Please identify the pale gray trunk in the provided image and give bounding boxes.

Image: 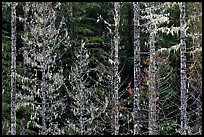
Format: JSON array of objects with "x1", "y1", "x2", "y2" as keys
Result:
[
  {"x1": 22, "y1": 2, "x2": 30, "y2": 75},
  {"x1": 41, "y1": 4, "x2": 47, "y2": 133},
  {"x1": 10, "y1": 2, "x2": 17, "y2": 135},
  {"x1": 20, "y1": 119, "x2": 25, "y2": 135},
  {"x1": 79, "y1": 80, "x2": 84, "y2": 135},
  {"x1": 69, "y1": 3, "x2": 74, "y2": 40},
  {"x1": 148, "y1": 2, "x2": 158, "y2": 135},
  {"x1": 110, "y1": 8, "x2": 114, "y2": 135},
  {"x1": 110, "y1": 34, "x2": 115, "y2": 135},
  {"x1": 111, "y1": 2, "x2": 120, "y2": 135},
  {"x1": 79, "y1": 44, "x2": 85, "y2": 135},
  {"x1": 179, "y1": 2, "x2": 188, "y2": 135},
  {"x1": 41, "y1": 45, "x2": 46, "y2": 135},
  {"x1": 41, "y1": 6, "x2": 46, "y2": 135},
  {"x1": 133, "y1": 2, "x2": 141, "y2": 135},
  {"x1": 20, "y1": 124, "x2": 25, "y2": 135}
]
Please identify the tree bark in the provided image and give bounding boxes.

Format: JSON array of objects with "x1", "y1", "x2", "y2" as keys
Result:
[
  {"x1": 133, "y1": 2, "x2": 141, "y2": 135},
  {"x1": 20, "y1": 118, "x2": 25, "y2": 135},
  {"x1": 41, "y1": 45, "x2": 46, "y2": 135},
  {"x1": 79, "y1": 42, "x2": 85, "y2": 135},
  {"x1": 111, "y1": 2, "x2": 120, "y2": 135},
  {"x1": 22, "y1": 2, "x2": 30, "y2": 77},
  {"x1": 179, "y1": 2, "x2": 188, "y2": 135},
  {"x1": 10, "y1": 2, "x2": 17, "y2": 135},
  {"x1": 41, "y1": 3, "x2": 47, "y2": 134},
  {"x1": 148, "y1": 2, "x2": 158, "y2": 135}
]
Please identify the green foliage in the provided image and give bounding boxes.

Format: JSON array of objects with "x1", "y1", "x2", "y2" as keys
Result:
[
  {"x1": 2, "y1": 29, "x2": 12, "y2": 135},
  {"x1": 2, "y1": 30, "x2": 11, "y2": 98},
  {"x1": 2, "y1": 2, "x2": 202, "y2": 135},
  {"x1": 160, "y1": 119, "x2": 177, "y2": 135}
]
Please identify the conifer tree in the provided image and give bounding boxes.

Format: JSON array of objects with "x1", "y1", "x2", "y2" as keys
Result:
[{"x1": 19, "y1": 2, "x2": 67, "y2": 135}]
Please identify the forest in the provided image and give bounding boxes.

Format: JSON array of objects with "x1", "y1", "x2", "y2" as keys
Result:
[{"x1": 2, "y1": 2, "x2": 202, "y2": 135}]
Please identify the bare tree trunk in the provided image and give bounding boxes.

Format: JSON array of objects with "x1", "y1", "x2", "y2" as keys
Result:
[
  {"x1": 69, "y1": 3, "x2": 74, "y2": 40},
  {"x1": 10, "y1": 2, "x2": 17, "y2": 135},
  {"x1": 148, "y1": 2, "x2": 158, "y2": 135},
  {"x1": 20, "y1": 118, "x2": 25, "y2": 135},
  {"x1": 79, "y1": 42, "x2": 85, "y2": 135},
  {"x1": 22, "y1": 2, "x2": 30, "y2": 78},
  {"x1": 110, "y1": 33, "x2": 115, "y2": 135},
  {"x1": 40, "y1": 3, "x2": 47, "y2": 134},
  {"x1": 111, "y1": 2, "x2": 120, "y2": 135},
  {"x1": 179, "y1": 2, "x2": 188, "y2": 135},
  {"x1": 133, "y1": 2, "x2": 141, "y2": 135},
  {"x1": 79, "y1": 78, "x2": 85, "y2": 135},
  {"x1": 41, "y1": 45, "x2": 46, "y2": 135}
]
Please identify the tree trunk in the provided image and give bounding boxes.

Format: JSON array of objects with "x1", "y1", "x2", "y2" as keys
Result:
[
  {"x1": 70, "y1": 3, "x2": 74, "y2": 40},
  {"x1": 40, "y1": 3, "x2": 47, "y2": 134},
  {"x1": 179, "y1": 2, "x2": 188, "y2": 135},
  {"x1": 79, "y1": 42, "x2": 85, "y2": 135},
  {"x1": 41, "y1": 45, "x2": 46, "y2": 135},
  {"x1": 10, "y1": 2, "x2": 17, "y2": 135},
  {"x1": 148, "y1": 2, "x2": 158, "y2": 135},
  {"x1": 111, "y1": 2, "x2": 120, "y2": 135},
  {"x1": 20, "y1": 118, "x2": 25, "y2": 135},
  {"x1": 110, "y1": 30, "x2": 115, "y2": 135},
  {"x1": 133, "y1": 2, "x2": 141, "y2": 135},
  {"x1": 22, "y1": 2, "x2": 30, "y2": 77}
]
